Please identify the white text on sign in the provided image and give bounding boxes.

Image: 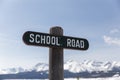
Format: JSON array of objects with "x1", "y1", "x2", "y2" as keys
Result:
[
  {"x1": 67, "y1": 38, "x2": 84, "y2": 48},
  {"x1": 23, "y1": 31, "x2": 89, "y2": 50},
  {"x1": 29, "y1": 33, "x2": 60, "y2": 46},
  {"x1": 29, "y1": 33, "x2": 85, "y2": 49}
]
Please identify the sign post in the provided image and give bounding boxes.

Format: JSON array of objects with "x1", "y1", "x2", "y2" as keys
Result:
[
  {"x1": 49, "y1": 27, "x2": 63, "y2": 80},
  {"x1": 22, "y1": 26, "x2": 89, "y2": 80}
]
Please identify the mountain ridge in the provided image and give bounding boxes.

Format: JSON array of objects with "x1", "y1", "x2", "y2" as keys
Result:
[
  {"x1": 1, "y1": 60, "x2": 120, "y2": 74},
  {"x1": 0, "y1": 60, "x2": 120, "y2": 79}
]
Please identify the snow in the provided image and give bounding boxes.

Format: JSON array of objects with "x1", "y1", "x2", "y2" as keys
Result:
[
  {"x1": 1, "y1": 59, "x2": 120, "y2": 79},
  {"x1": 0, "y1": 67, "x2": 25, "y2": 74},
  {"x1": 62, "y1": 77, "x2": 120, "y2": 80},
  {"x1": 3, "y1": 77, "x2": 120, "y2": 80},
  {"x1": 64, "y1": 60, "x2": 82, "y2": 73},
  {"x1": 33, "y1": 63, "x2": 48, "y2": 72},
  {"x1": 64, "y1": 60, "x2": 120, "y2": 73}
]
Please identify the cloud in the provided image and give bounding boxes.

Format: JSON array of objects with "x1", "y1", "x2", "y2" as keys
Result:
[
  {"x1": 103, "y1": 28, "x2": 120, "y2": 46},
  {"x1": 103, "y1": 35, "x2": 120, "y2": 46},
  {"x1": 110, "y1": 29, "x2": 119, "y2": 34}
]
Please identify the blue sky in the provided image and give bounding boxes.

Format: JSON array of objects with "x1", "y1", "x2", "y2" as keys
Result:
[{"x1": 0, "y1": 0, "x2": 120, "y2": 69}]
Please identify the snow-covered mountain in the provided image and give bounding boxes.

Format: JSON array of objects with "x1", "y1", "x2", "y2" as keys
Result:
[
  {"x1": 0, "y1": 67, "x2": 25, "y2": 74},
  {"x1": 1, "y1": 60, "x2": 120, "y2": 76},
  {"x1": 64, "y1": 60, "x2": 84, "y2": 73},
  {"x1": 33, "y1": 63, "x2": 48, "y2": 72},
  {"x1": 64, "y1": 60, "x2": 120, "y2": 73}
]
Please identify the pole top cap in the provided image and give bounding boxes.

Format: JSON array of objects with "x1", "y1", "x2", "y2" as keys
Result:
[{"x1": 50, "y1": 26, "x2": 63, "y2": 35}]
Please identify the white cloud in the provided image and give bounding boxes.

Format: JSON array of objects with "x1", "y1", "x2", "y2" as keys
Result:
[
  {"x1": 110, "y1": 29, "x2": 119, "y2": 34},
  {"x1": 103, "y1": 35, "x2": 120, "y2": 46}
]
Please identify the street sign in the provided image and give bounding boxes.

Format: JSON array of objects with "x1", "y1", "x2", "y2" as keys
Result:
[
  {"x1": 23, "y1": 27, "x2": 89, "y2": 80},
  {"x1": 23, "y1": 31, "x2": 89, "y2": 50}
]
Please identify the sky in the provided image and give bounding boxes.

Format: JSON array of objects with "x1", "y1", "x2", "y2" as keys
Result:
[{"x1": 0, "y1": 0, "x2": 120, "y2": 69}]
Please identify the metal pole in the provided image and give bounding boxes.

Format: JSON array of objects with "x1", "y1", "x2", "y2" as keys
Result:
[{"x1": 49, "y1": 26, "x2": 64, "y2": 80}]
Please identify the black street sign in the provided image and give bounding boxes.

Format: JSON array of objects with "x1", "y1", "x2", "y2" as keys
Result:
[{"x1": 23, "y1": 31, "x2": 89, "y2": 50}]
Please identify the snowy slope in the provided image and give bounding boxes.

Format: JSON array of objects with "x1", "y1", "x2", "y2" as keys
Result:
[
  {"x1": 64, "y1": 60, "x2": 83, "y2": 73},
  {"x1": 64, "y1": 60, "x2": 120, "y2": 73},
  {"x1": 1, "y1": 60, "x2": 120, "y2": 75},
  {"x1": 33, "y1": 63, "x2": 48, "y2": 72},
  {"x1": 64, "y1": 77, "x2": 120, "y2": 80},
  {"x1": 4, "y1": 77, "x2": 120, "y2": 80}
]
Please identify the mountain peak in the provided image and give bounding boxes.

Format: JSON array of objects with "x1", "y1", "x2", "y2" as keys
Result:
[
  {"x1": 1, "y1": 60, "x2": 120, "y2": 75},
  {"x1": 34, "y1": 63, "x2": 48, "y2": 72}
]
